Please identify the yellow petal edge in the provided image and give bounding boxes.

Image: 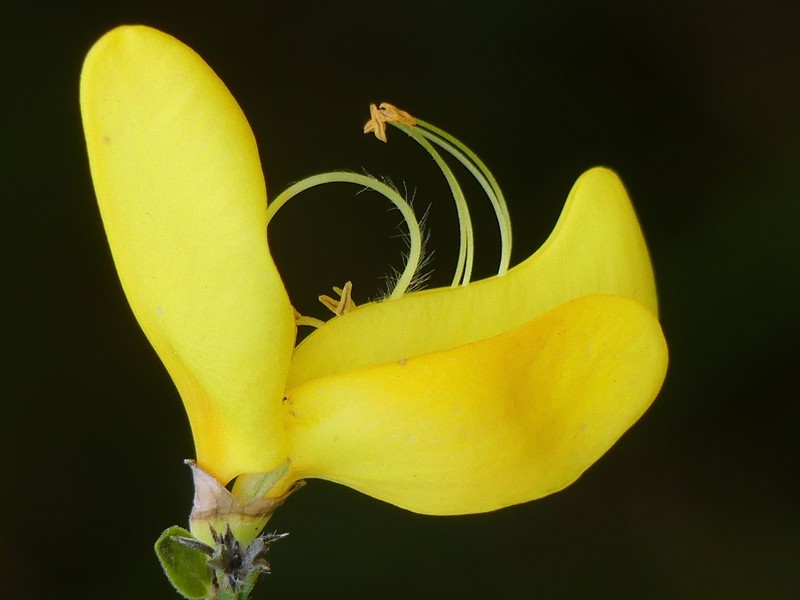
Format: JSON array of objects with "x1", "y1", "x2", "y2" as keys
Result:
[
  {"x1": 289, "y1": 167, "x2": 657, "y2": 388},
  {"x1": 80, "y1": 26, "x2": 295, "y2": 483},
  {"x1": 284, "y1": 294, "x2": 667, "y2": 514}
]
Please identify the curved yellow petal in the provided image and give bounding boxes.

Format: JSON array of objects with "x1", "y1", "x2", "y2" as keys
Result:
[
  {"x1": 283, "y1": 295, "x2": 667, "y2": 514},
  {"x1": 289, "y1": 167, "x2": 657, "y2": 388},
  {"x1": 80, "y1": 26, "x2": 295, "y2": 483}
]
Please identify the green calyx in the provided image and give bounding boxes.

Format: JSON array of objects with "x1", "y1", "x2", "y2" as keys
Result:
[{"x1": 155, "y1": 525, "x2": 288, "y2": 600}]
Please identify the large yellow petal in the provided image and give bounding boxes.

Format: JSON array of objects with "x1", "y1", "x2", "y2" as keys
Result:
[
  {"x1": 80, "y1": 26, "x2": 295, "y2": 483},
  {"x1": 283, "y1": 295, "x2": 667, "y2": 514},
  {"x1": 289, "y1": 167, "x2": 657, "y2": 388}
]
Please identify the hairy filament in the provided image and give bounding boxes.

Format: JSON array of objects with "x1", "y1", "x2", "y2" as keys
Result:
[
  {"x1": 266, "y1": 172, "x2": 422, "y2": 299},
  {"x1": 391, "y1": 123, "x2": 475, "y2": 286}
]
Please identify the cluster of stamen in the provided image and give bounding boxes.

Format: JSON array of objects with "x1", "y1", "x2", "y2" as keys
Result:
[
  {"x1": 363, "y1": 102, "x2": 417, "y2": 142},
  {"x1": 268, "y1": 102, "x2": 512, "y2": 328},
  {"x1": 319, "y1": 281, "x2": 355, "y2": 316}
]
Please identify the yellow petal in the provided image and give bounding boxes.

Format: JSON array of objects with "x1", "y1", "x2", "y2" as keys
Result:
[
  {"x1": 283, "y1": 295, "x2": 667, "y2": 514},
  {"x1": 80, "y1": 26, "x2": 295, "y2": 483},
  {"x1": 289, "y1": 167, "x2": 657, "y2": 388}
]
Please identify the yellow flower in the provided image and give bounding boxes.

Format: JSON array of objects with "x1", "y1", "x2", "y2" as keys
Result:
[{"x1": 81, "y1": 26, "x2": 667, "y2": 542}]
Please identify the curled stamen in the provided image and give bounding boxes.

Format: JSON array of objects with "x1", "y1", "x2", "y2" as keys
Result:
[
  {"x1": 402, "y1": 126, "x2": 474, "y2": 286},
  {"x1": 366, "y1": 103, "x2": 474, "y2": 286},
  {"x1": 267, "y1": 172, "x2": 422, "y2": 299},
  {"x1": 365, "y1": 102, "x2": 512, "y2": 278},
  {"x1": 413, "y1": 121, "x2": 512, "y2": 275}
]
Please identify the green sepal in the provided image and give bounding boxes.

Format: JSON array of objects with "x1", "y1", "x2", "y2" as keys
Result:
[{"x1": 155, "y1": 526, "x2": 213, "y2": 599}]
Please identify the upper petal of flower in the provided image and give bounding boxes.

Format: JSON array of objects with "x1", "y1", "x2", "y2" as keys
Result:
[
  {"x1": 80, "y1": 26, "x2": 295, "y2": 483},
  {"x1": 288, "y1": 167, "x2": 658, "y2": 388},
  {"x1": 283, "y1": 294, "x2": 667, "y2": 513}
]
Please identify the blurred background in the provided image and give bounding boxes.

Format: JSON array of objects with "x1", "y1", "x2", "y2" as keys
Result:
[{"x1": 3, "y1": 0, "x2": 798, "y2": 598}]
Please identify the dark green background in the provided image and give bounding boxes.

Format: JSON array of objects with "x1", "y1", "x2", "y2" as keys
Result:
[{"x1": 3, "y1": 1, "x2": 798, "y2": 598}]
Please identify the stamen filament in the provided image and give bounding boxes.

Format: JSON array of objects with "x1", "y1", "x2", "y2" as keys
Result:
[
  {"x1": 296, "y1": 316, "x2": 326, "y2": 329},
  {"x1": 412, "y1": 119, "x2": 512, "y2": 276},
  {"x1": 391, "y1": 123, "x2": 475, "y2": 286},
  {"x1": 266, "y1": 172, "x2": 422, "y2": 299}
]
